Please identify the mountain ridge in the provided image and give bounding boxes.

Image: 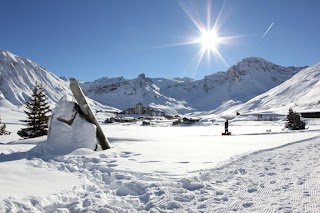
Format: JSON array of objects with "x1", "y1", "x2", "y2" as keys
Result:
[
  {"x1": 82, "y1": 57, "x2": 306, "y2": 113},
  {"x1": 0, "y1": 49, "x2": 310, "y2": 115},
  {"x1": 221, "y1": 63, "x2": 320, "y2": 115}
]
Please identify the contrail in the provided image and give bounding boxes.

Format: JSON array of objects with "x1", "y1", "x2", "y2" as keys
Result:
[{"x1": 260, "y1": 22, "x2": 274, "y2": 41}]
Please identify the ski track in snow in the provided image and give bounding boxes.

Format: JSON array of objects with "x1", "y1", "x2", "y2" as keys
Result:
[{"x1": 1, "y1": 135, "x2": 320, "y2": 212}]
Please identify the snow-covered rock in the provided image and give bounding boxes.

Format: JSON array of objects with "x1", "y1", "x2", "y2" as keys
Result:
[{"x1": 28, "y1": 97, "x2": 97, "y2": 157}]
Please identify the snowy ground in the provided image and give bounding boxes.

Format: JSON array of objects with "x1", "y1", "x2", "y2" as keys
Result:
[{"x1": 1, "y1": 110, "x2": 320, "y2": 212}]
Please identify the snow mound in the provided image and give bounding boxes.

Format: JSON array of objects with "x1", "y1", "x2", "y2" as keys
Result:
[{"x1": 28, "y1": 97, "x2": 97, "y2": 157}]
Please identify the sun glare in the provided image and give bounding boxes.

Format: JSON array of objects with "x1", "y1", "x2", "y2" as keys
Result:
[
  {"x1": 162, "y1": 1, "x2": 246, "y2": 77},
  {"x1": 199, "y1": 29, "x2": 220, "y2": 52},
  {"x1": 172, "y1": 0, "x2": 232, "y2": 76}
]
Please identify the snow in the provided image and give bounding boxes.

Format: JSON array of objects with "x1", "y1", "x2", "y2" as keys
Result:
[
  {"x1": 1, "y1": 50, "x2": 320, "y2": 211},
  {"x1": 101, "y1": 123, "x2": 320, "y2": 175},
  {"x1": 0, "y1": 159, "x2": 81, "y2": 198},
  {"x1": 1, "y1": 105, "x2": 320, "y2": 212}
]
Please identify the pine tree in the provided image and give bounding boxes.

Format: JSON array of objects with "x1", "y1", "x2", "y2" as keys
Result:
[
  {"x1": 18, "y1": 84, "x2": 51, "y2": 138},
  {"x1": 0, "y1": 115, "x2": 10, "y2": 135},
  {"x1": 286, "y1": 108, "x2": 294, "y2": 127},
  {"x1": 286, "y1": 108, "x2": 305, "y2": 130}
]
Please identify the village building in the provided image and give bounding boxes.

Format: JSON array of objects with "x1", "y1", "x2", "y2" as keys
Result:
[
  {"x1": 122, "y1": 103, "x2": 165, "y2": 117},
  {"x1": 299, "y1": 111, "x2": 320, "y2": 118}
]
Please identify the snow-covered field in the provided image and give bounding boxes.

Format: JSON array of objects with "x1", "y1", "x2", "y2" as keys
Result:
[{"x1": 1, "y1": 109, "x2": 320, "y2": 212}]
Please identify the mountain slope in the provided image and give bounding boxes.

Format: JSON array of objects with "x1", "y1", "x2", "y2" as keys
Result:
[
  {"x1": 83, "y1": 57, "x2": 305, "y2": 113},
  {"x1": 0, "y1": 50, "x2": 119, "y2": 116},
  {"x1": 222, "y1": 63, "x2": 320, "y2": 115},
  {"x1": 0, "y1": 50, "x2": 70, "y2": 107}
]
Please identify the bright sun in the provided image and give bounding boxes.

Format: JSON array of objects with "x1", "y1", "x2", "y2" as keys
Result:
[
  {"x1": 199, "y1": 29, "x2": 220, "y2": 52},
  {"x1": 164, "y1": 0, "x2": 243, "y2": 76}
]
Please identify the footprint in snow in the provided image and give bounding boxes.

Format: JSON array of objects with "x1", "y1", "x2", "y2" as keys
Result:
[
  {"x1": 120, "y1": 151, "x2": 141, "y2": 158},
  {"x1": 303, "y1": 191, "x2": 311, "y2": 197},
  {"x1": 270, "y1": 180, "x2": 276, "y2": 184},
  {"x1": 177, "y1": 161, "x2": 190, "y2": 164},
  {"x1": 243, "y1": 202, "x2": 253, "y2": 208},
  {"x1": 99, "y1": 154, "x2": 108, "y2": 158},
  {"x1": 215, "y1": 190, "x2": 224, "y2": 195},
  {"x1": 140, "y1": 160, "x2": 161, "y2": 163},
  {"x1": 247, "y1": 188, "x2": 257, "y2": 193}
]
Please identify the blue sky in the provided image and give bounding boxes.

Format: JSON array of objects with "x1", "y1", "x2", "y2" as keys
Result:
[{"x1": 1, "y1": 0, "x2": 319, "y2": 81}]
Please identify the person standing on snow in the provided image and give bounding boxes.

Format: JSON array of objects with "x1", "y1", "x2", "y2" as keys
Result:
[{"x1": 224, "y1": 119, "x2": 229, "y2": 134}]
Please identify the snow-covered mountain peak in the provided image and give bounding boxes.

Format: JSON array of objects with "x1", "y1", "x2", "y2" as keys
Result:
[
  {"x1": 0, "y1": 50, "x2": 71, "y2": 107},
  {"x1": 0, "y1": 50, "x2": 118, "y2": 115},
  {"x1": 0, "y1": 49, "x2": 15, "y2": 59},
  {"x1": 222, "y1": 63, "x2": 320, "y2": 115},
  {"x1": 137, "y1": 73, "x2": 146, "y2": 79},
  {"x1": 226, "y1": 57, "x2": 304, "y2": 81},
  {"x1": 136, "y1": 73, "x2": 153, "y2": 85},
  {"x1": 0, "y1": 50, "x2": 22, "y2": 69}
]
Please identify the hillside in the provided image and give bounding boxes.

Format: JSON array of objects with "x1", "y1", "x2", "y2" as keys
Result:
[
  {"x1": 0, "y1": 50, "x2": 70, "y2": 107},
  {"x1": 222, "y1": 63, "x2": 320, "y2": 115},
  {"x1": 0, "y1": 50, "x2": 118, "y2": 115}
]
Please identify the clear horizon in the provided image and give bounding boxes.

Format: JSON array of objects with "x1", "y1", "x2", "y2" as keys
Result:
[{"x1": 1, "y1": 0, "x2": 319, "y2": 81}]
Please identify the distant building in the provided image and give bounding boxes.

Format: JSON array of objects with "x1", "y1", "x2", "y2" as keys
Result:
[
  {"x1": 173, "y1": 117, "x2": 200, "y2": 125},
  {"x1": 300, "y1": 111, "x2": 320, "y2": 118},
  {"x1": 122, "y1": 103, "x2": 165, "y2": 117}
]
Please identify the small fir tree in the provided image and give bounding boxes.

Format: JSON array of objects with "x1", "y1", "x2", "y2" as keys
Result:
[
  {"x1": 286, "y1": 108, "x2": 305, "y2": 130},
  {"x1": 18, "y1": 84, "x2": 51, "y2": 138},
  {"x1": 0, "y1": 115, "x2": 10, "y2": 135}
]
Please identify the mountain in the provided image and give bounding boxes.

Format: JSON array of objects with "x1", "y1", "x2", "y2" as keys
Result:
[
  {"x1": 81, "y1": 74, "x2": 193, "y2": 114},
  {"x1": 221, "y1": 63, "x2": 320, "y2": 115},
  {"x1": 82, "y1": 57, "x2": 306, "y2": 113},
  {"x1": 0, "y1": 50, "x2": 70, "y2": 107},
  {"x1": 0, "y1": 50, "x2": 309, "y2": 115},
  {"x1": 0, "y1": 50, "x2": 118, "y2": 116}
]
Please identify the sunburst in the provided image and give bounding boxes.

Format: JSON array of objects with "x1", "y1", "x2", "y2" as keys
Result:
[
  {"x1": 198, "y1": 29, "x2": 220, "y2": 52},
  {"x1": 158, "y1": 1, "x2": 251, "y2": 77},
  {"x1": 177, "y1": 0, "x2": 231, "y2": 75}
]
